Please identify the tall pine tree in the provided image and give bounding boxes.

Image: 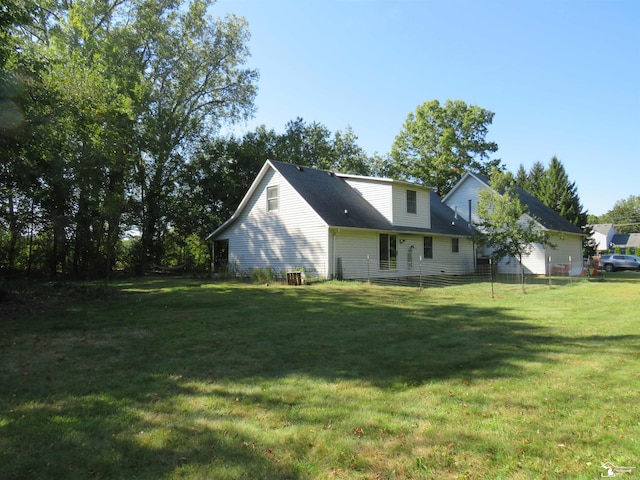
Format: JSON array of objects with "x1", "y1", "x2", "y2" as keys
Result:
[
  {"x1": 539, "y1": 157, "x2": 587, "y2": 229},
  {"x1": 516, "y1": 157, "x2": 587, "y2": 230}
]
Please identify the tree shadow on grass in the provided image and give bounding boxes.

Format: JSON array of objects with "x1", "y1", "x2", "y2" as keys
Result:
[{"x1": 1, "y1": 280, "x2": 638, "y2": 479}]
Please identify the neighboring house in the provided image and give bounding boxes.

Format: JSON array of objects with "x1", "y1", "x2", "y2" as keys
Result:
[
  {"x1": 206, "y1": 160, "x2": 476, "y2": 281},
  {"x1": 610, "y1": 232, "x2": 640, "y2": 253},
  {"x1": 442, "y1": 172, "x2": 585, "y2": 275},
  {"x1": 589, "y1": 224, "x2": 617, "y2": 252},
  {"x1": 587, "y1": 224, "x2": 640, "y2": 254}
]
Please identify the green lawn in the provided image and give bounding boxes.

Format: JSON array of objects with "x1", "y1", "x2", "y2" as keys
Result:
[{"x1": 1, "y1": 276, "x2": 639, "y2": 479}]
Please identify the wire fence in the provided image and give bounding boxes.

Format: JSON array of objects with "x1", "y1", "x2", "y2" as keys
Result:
[
  {"x1": 219, "y1": 255, "x2": 591, "y2": 296},
  {"x1": 332, "y1": 256, "x2": 588, "y2": 292}
]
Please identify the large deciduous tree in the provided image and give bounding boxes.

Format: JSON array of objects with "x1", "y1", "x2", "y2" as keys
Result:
[
  {"x1": 388, "y1": 99, "x2": 500, "y2": 196},
  {"x1": 132, "y1": 0, "x2": 258, "y2": 270},
  {"x1": 1, "y1": 0, "x2": 258, "y2": 278},
  {"x1": 600, "y1": 195, "x2": 640, "y2": 234},
  {"x1": 272, "y1": 118, "x2": 372, "y2": 175}
]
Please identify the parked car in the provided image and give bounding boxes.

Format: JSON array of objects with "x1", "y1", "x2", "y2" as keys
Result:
[{"x1": 599, "y1": 254, "x2": 640, "y2": 272}]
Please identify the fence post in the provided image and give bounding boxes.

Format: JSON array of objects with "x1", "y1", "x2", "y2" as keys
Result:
[
  {"x1": 367, "y1": 254, "x2": 370, "y2": 284},
  {"x1": 490, "y1": 258, "x2": 494, "y2": 299}
]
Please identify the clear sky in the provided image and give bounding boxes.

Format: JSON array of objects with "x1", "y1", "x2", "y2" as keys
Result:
[{"x1": 214, "y1": 0, "x2": 639, "y2": 217}]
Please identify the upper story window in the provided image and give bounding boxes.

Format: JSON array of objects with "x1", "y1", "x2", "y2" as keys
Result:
[
  {"x1": 267, "y1": 185, "x2": 279, "y2": 211},
  {"x1": 407, "y1": 190, "x2": 417, "y2": 214}
]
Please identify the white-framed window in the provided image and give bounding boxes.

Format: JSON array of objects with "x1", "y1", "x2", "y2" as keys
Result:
[
  {"x1": 267, "y1": 185, "x2": 279, "y2": 211},
  {"x1": 380, "y1": 233, "x2": 397, "y2": 270},
  {"x1": 407, "y1": 190, "x2": 417, "y2": 214},
  {"x1": 451, "y1": 238, "x2": 459, "y2": 253}
]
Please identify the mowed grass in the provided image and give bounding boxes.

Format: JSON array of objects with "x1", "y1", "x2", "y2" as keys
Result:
[{"x1": 1, "y1": 276, "x2": 639, "y2": 479}]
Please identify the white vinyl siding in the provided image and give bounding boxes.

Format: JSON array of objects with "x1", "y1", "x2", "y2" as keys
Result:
[
  {"x1": 331, "y1": 230, "x2": 474, "y2": 280},
  {"x1": 446, "y1": 175, "x2": 585, "y2": 276},
  {"x1": 546, "y1": 233, "x2": 584, "y2": 275},
  {"x1": 444, "y1": 177, "x2": 482, "y2": 225},
  {"x1": 342, "y1": 177, "x2": 431, "y2": 229},
  {"x1": 343, "y1": 178, "x2": 393, "y2": 222},
  {"x1": 223, "y1": 169, "x2": 329, "y2": 278},
  {"x1": 493, "y1": 234, "x2": 583, "y2": 275},
  {"x1": 392, "y1": 184, "x2": 431, "y2": 228},
  {"x1": 420, "y1": 236, "x2": 475, "y2": 275},
  {"x1": 331, "y1": 230, "x2": 378, "y2": 279}
]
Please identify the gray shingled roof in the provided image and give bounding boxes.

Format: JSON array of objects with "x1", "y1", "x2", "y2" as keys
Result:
[
  {"x1": 271, "y1": 161, "x2": 473, "y2": 236},
  {"x1": 427, "y1": 191, "x2": 475, "y2": 236},
  {"x1": 270, "y1": 161, "x2": 393, "y2": 230},
  {"x1": 474, "y1": 174, "x2": 584, "y2": 235},
  {"x1": 611, "y1": 233, "x2": 640, "y2": 248}
]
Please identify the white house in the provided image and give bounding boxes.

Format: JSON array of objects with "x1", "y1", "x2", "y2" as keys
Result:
[
  {"x1": 589, "y1": 224, "x2": 617, "y2": 252},
  {"x1": 206, "y1": 160, "x2": 476, "y2": 281},
  {"x1": 442, "y1": 172, "x2": 585, "y2": 275}
]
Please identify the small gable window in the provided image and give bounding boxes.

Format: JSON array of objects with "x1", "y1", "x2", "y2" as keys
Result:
[
  {"x1": 407, "y1": 190, "x2": 417, "y2": 214},
  {"x1": 267, "y1": 185, "x2": 279, "y2": 211}
]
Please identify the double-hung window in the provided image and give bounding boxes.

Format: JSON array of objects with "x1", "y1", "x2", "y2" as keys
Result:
[
  {"x1": 379, "y1": 234, "x2": 397, "y2": 270},
  {"x1": 267, "y1": 185, "x2": 279, "y2": 211},
  {"x1": 407, "y1": 190, "x2": 417, "y2": 214},
  {"x1": 423, "y1": 236, "x2": 433, "y2": 259},
  {"x1": 451, "y1": 238, "x2": 459, "y2": 253}
]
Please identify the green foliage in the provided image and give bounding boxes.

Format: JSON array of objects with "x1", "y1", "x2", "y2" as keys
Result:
[
  {"x1": 515, "y1": 157, "x2": 587, "y2": 230},
  {"x1": 387, "y1": 99, "x2": 500, "y2": 195},
  {"x1": 599, "y1": 195, "x2": 640, "y2": 234},
  {"x1": 514, "y1": 157, "x2": 590, "y2": 256},
  {"x1": 476, "y1": 170, "x2": 555, "y2": 289},
  {"x1": 249, "y1": 266, "x2": 279, "y2": 283},
  {"x1": 272, "y1": 118, "x2": 372, "y2": 175},
  {"x1": 1, "y1": 0, "x2": 259, "y2": 279}
]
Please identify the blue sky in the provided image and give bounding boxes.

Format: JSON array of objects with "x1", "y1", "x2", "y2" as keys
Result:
[{"x1": 215, "y1": 0, "x2": 639, "y2": 217}]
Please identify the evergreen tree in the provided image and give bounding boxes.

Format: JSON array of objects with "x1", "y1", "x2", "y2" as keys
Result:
[
  {"x1": 538, "y1": 156, "x2": 587, "y2": 229},
  {"x1": 515, "y1": 164, "x2": 530, "y2": 191},
  {"x1": 526, "y1": 161, "x2": 547, "y2": 198}
]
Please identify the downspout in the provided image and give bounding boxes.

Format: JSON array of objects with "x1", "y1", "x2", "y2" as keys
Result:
[
  {"x1": 331, "y1": 229, "x2": 337, "y2": 280},
  {"x1": 330, "y1": 229, "x2": 340, "y2": 280}
]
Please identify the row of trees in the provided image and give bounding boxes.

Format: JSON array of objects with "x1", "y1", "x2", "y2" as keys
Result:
[
  {"x1": 1, "y1": 1, "x2": 602, "y2": 279},
  {"x1": 515, "y1": 156, "x2": 588, "y2": 230},
  {"x1": 593, "y1": 195, "x2": 640, "y2": 234},
  {"x1": 2, "y1": 0, "x2": 259, "y2": 277}
]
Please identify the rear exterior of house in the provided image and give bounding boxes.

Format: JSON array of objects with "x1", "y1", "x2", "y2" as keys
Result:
[
  {"x1": 443, "y1": 172, "x2": 585, "y2": 275},
  {"x1": 208, "y1": 160, "x2": 476, "y2": 281},
  {"x1": 212, "y1": 165, "x2": 331, "y2": 279}
]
